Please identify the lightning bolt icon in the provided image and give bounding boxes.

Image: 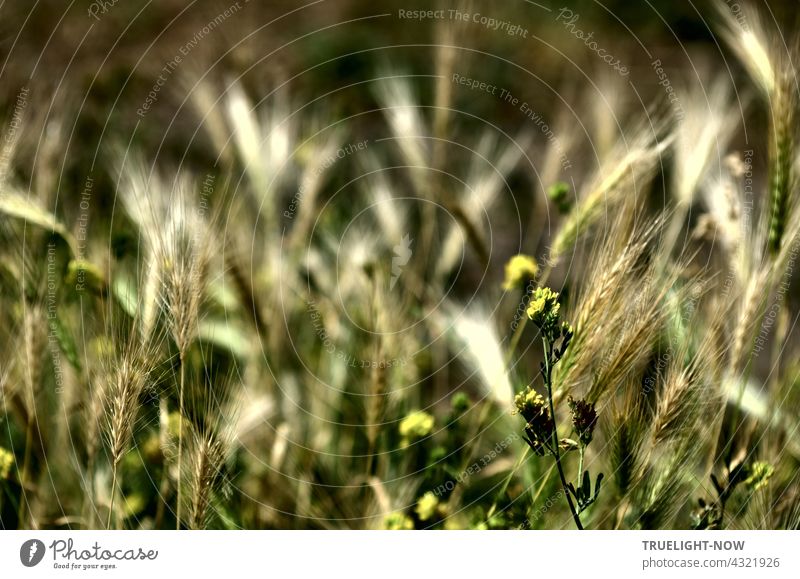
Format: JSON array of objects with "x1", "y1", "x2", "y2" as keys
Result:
[{"x1": 390, "y1": 234, "x2": 413, "y2": 289}]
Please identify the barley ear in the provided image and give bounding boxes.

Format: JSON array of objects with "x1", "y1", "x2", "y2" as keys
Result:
[{"x1": 768, "y1": 72, "x2": 796, "y2": 256}]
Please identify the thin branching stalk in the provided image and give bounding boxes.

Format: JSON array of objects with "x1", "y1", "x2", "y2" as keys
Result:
[{"x1": 541, "y1": 337, "x2": 583, "y2": 530}]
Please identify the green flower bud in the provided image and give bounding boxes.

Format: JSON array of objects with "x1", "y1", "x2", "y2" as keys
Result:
[{"x1": 568, "y1": 396, "x2": 598, "y2": 446}]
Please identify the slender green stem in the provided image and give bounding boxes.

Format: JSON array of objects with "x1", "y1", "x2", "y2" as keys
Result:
[
  {"x1": 768, "y1": 304, "x2": 789, "y2": 398},
  {"x1": 82, "y1": 452, "x2": 96, "y2": 528},
  {"x1": 107, "y1": 463, "x2": 117, "y2": 530},
  {"x1": 17, "y1": 418, "x2": 33, "y2": 529},
  {"x1": 448, "y1": 402, "x2": 493, "y2": 509},
  {"x1": 176, "y1": 355, "x2": 186, "y2": 530},
  {"x1": 506, "y1": 317, "x2": 529, "y2": 366},
  {"x1": 504, "y1": 265, "x2": 552, "y2": 366},
  {"x1": 530, "y1": 461, "x2": 558, "y2": 507},
  {"x1": 490, "y1": 267, "x2": 557, "y2": 523},
  {"x1": 154, "y1": 397, "x2": 169, "y2": 529},
  {"x1": 486, "y1": 446, "x2": 529, "y2": 520},
  {"x1": 487, "y1": 450, "x2": 556, "y2": 522},
  {"x1": 542, "y1": 337, "x2": 583, "y2": 530},
  {"x1": 725, "y1": 273, "x2": 776, "y2": 464}
]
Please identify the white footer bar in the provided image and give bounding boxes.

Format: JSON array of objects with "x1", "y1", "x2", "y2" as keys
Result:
[{"x1": 1, "y1": 531, "x2": 797, "y2": 578}]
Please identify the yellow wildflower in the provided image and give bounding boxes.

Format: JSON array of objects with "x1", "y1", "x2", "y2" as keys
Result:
[
  {"x1": 0, "y1": 447, "x2": 14, "y2": 480},
  {"x1": 502, "y1": 255, "x2": 539, "y2": 291},
  {"x1": 744, "y1": 461, "x2": 774, "y2": 491},
  {"x1": 382, "y1": 511, "x2": 414, "y2": 530},
  {"x1": 415, "y1": 491, "x2": 439, "y2": 521},
  {"x1": 399, "y1": 410, "x2": 434, "y2": 441},
  {"x1": 527, "y1": 287, "x2": 562, "y2": 336}
]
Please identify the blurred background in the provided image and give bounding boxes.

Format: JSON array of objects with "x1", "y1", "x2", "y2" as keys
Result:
[
  {"x1": 2, "y1": 0, "x2": 800, "y2": 530},
  {"x1": 1, "y1": 0, "x2": 798, "y2": 260}
]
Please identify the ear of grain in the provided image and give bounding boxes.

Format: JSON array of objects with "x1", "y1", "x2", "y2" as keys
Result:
[
  {"x1": 550, "y1": 123, "x2": 670, "y2": 263},
  {"x1": 609, "y1": 387, "x2": 648, "y2": 499},
  {"x1": 187, "y1": 428, "x2": 231, "y2": 529},
  {"x1": 767, "y1": 72, "x2": 796, "y2": 256},
  {"x1": 555, "y1": 217, "x2": 670, "y2": 403},
  {"x1": 102, "y1": 322, "x2": 163, "y2": 528},
  {"x1": 634, "y1": 441, "x2": 697, "y2": 529}
]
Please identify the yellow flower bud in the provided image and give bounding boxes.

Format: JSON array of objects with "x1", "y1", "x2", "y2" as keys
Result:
[
  {"x1": 502, "y1": 255, "x2": 539, "y2": 291},
  {"x1": 382, "y1": 511, "x2": 414, "y2": 530},
  {"x1": 0, "y1": 446, "x2": 13, "y2": 480},
  {"x1": 414, "y1": 491, "x2": 439, "y2": 521},
  {"x1": 399, "y1": 410, "x2": 434, "y2": 440}
]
